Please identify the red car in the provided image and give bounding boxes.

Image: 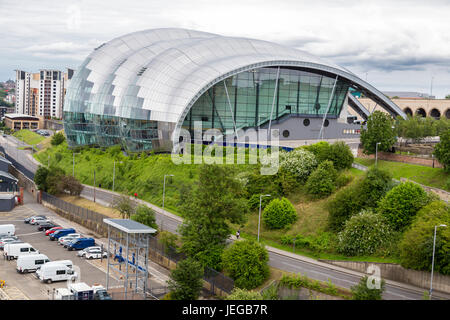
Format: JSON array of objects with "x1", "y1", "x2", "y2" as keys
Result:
[{"x1": 45, "y1": 227, "x2": 62, "y2": 236}]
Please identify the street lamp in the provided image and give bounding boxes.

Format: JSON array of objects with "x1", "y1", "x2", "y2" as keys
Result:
[
  {"x1": 163, "y1": 174, "x2": 174, "y2": 211},
  {"x1": 375, "y1": 142, "x2": 381, "y2": 166},
  {"x1": 430, "y1": 224, "x2": 447, "y2": 299},
  {"x1": 257, "y1": 194, "x2": 271, "y2": 242},
  {"x1": 72, "y1": 152, "x2": 80, "y2": 176},
  {"x1": 112, "y1": 160, "x2": 123, "y2": 192}
]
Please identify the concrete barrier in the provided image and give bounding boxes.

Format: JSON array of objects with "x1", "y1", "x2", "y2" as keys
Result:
[{"x1": 319, "y1": 260, "x2": 450, "y2": 294}]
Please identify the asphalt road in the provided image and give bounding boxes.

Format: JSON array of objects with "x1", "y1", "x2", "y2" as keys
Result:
[{"x1": 1, "y1": 134, "x2": 446, "y2": 300}]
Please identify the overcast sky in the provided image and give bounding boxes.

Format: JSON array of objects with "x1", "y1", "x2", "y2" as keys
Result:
[{"x1": 1, "y1": 0, "x2": 449, "y2": 97}]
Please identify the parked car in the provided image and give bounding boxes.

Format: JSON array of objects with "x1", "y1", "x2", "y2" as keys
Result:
[
  {"x1": 24, "y1": 215, "x2": 46, "y2": 224},
  {"x1": 16, "y1": 254, "x2": 50, "y2": 273},
  {"x1": 36, "y1": 263, "x2": 77, "y2": 284},
  {"x1": 80, "y1": 246, "x2": 108, "y2": 259},
  {"x1": 49, "y1": 228, "x2": 76, "y2": 241},
  {"x1": 92, "y1": 285, "x2": 112, "y2": 300},
  {"x1": 4, "y1": 243, "x2": 39, "y2": 260},
  {"x1": 30, "y1": 217, "x2": 50, "y2": 225},
  {"x1": 38, "y1": 223, "x2": 59, "y2": 232},
  {"x1": 0, "y1": 238, "x2": 23, "y2": 250},
  {"x1": 59, "y1": 234, "x2": 82, "y2": 246},
  {"x1": 67, "y1": 238, "x2": 95, "y2": 251},
  {"x1": 0, "y1": 224, "x2": 15, "y2": 236},
  {"x1": 45, "y1": 227, "x2": 63, "y2": 236},
  {"x1": 0, "y1": 235, "x2": 18, "y2": 241}
]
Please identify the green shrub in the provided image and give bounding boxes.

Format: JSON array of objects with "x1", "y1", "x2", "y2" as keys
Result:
[
  {"x1": 433, "y1": 129, "x2": 450, "y2": 172},
  {"x1": 378, "y1": 182, "x2": 430, "y2": 230},
  {"x1": 306, "y1": 160, "x2": 337, "y2": 198},
  {"x1": 248, "y1": 193, "x2": 272, "y2": 211},
  {"x1": 399, "y1": 201, "x2": 450, "y2": 275},
  {"x1": 337, "y1": 210, "x2": 394, "y2": 256},
  {"x1": 335, "y1": 173, "x2": 353, "y2": 188},
  {"x1": 51, "y1": 132, "x2": 65, "y2": 146},
  {"x1": 351, "y1": 276, "x2": 385, "y2": 300},
  {"x1": 167, "y1": 258, "x2": 204, "y2": 300},
  {"x1": 359, "y1": 167, "x2": 393, "y2": 208},
  {"x1": 302, "y1": 141, "x2": 331, "y2": 163},
  {"x1": 327, "y1": 183, "x2": 363, "y2": 232},
  {"x1": 279, "y1": 149, "x2": 318, "y2": 182},
  {"x1": 226, "y1": 288, "x2": 263, "y2": 300},
  {"x1": 34, "y1": 166, "x2": 49, "y2": 191},
  {"x1": 222, "y1": 240, "x2": 270, "y2": 289},
  {"x1": 327, "y1": 141, "x2": 354, "y2": 170},
  {"x1": 131, "y1": 205, "x2": 158, "y2": 230},
  {"x1": 263, "y1": 197, "x2": 297, "y2": 229}
]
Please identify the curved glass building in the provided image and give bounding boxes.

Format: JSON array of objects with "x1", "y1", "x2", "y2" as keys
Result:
[{"x1": 64, "y1": 28, "x2": 406, "y2": 152}]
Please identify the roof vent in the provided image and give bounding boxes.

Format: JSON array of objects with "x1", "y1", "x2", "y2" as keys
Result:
[
  {"x1": 94, "y1": 43, "x2": 106, "y2": 51},
  {"x1": 137, "y1": 67, "x2": 147, "y2": 76}
]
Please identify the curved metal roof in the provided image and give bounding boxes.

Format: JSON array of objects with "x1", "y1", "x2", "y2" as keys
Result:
[{"x1": 64, "y1": 28, "x2": 406, "y2": 132}]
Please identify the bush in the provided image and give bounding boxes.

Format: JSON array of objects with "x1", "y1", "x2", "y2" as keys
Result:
[
  {"x1": 34, "y1": 166, "x2": 49, "y2": 191},
  {"x1": 327, "y1": 141, "x2": 354, "y2": 170},
  {"x1": 279, "y1": 149, "x2": 318, "y2": 182},
  {"x1": 281, "y1": 232, "x2": 335, "y2": 253},
  {"x1": 131, "y1": 205, "x2": 158, "y2": 230},
  {"x1": 378, "y1": 182, "x2": 430, "y2": 230},
  {"x1": 302, "y1": 141, "x2": 331, "y2": 163},
  {"x1": 360, "y1": 110, "x2": 397, "y2": 155},
  {"x1": 159, "y1": 231, "x2": 179, "y2": 255},
  {"x1": 306, "y1": 160, "x2": 337, "y2": 198},
  {"x1": 359, "y1": 167, "x2": 393, "y2": 208},
  {"x1": 226, "y1": 288, "x2": 263, "y2": 300},
  {"x1": 60, "y1": 175, "x2": 83, "y2": 196},
  {"x1": 337, "y1": 210, "x2": 394, "y2": 256},
  {"x1": 335, "y1": 173, "x2": 353, "y2": 188},
  {"x1": 167, "y1": 258, "x2": 204, "y2": 300},
  {"x1": 327, "y1": 184, "x2": 363, "y2": 232},
  {"x1": 51, "y1": 132, "x2": 65, "y2": 146},
  {"x1": 248, "y1": 194, "x2": 272, "y2": 211},
  {"x1": 351, "y1": 276, "x2": 385, "y2": 300},
  {"x1": 263, "y1": 197, "x2": 297, "y2": 229},
  {"x1": 433, "y1": 129, "x2": 450, "y2": 172},
  {"x1": 222, "y1": 240, "x2": 270, "y2": 290},
  {"x1": 399, "y1": 201, "x2": 450, "y2": 275}
]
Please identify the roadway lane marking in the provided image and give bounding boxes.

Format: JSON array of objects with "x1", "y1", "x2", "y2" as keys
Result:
[{"x1": 16, "y1": 232, "x2": 42, "y2": 236}]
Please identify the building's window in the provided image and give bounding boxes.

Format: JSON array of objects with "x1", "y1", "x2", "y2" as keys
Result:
[
  {"x1": 303, "y1": 118, "x2": 310, "y2": 126},
  {"x1": 282, "y1": 130, "x2": 290, "y2": 138},
  {"x1": 324, "y1": 119, "x2": 329, "y2": 127}
]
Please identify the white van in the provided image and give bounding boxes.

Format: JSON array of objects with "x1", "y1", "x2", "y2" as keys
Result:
[
  {"x1": 53, "y1": 288, "x2": 75, "y2": 300},
  {"x1": 16, "y1": 254, "x2": 50, "y2": 273},
  {"x1": 36, "y1": 263, "x2": 77, "y2": 283},
  {"x1": 43, "y1": 260, "x2": 73, "y2": 269},
  {"x1": 0, "y1": 224, "x2": 15, "y2": 237},
  {"x1": 4, "y1": 243, "x2": 39, "y2": 260}
]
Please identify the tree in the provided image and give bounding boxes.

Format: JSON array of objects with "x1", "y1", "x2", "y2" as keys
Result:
[
  {"x1": 302, "y1": 141, "x2": 331, "y2": 163},
  {"x1": 399, "y1": 201, "x2": 450, "y2": 275},
  {"x1": 51, "y1": 132, "x2": 65, "y2": 146},
  {"x1": 167, "y1": 258, "x2": 204, "y2": 300},
  {"x1": 360, "y1": 111, "x2": 397, "y2": 154},
  {"x1": 221, "y1": 240, "x2": 270, "y2": 289},
  {"x1": 445, "y1": 94, "x2": 450, "y2": 99},
  {"x1": 338, "y1": 210, "x2": 394, "y2": 256},
  {"x1": 306, "y1": 160, "x2": 337, "y2": 198},
  {"x1": 112, "y1": 194, "x2": 137, "y2": 219},
  {"x1": 34, "y1": 166, "x2": 49, "y2": 191},
  {"x1": 45, "y1": 166, "x2": 66, "y2": 195},
  {"x1": 377, "y1": 181, "x2": 430, "y2": 230},
  {"x1": 327, "y1": 141, "x2": 354, "y2": 170},
  {"x1": 226, "y1": 288, "x2": 263, "y2": 300},
  {"x1": 60, "y1": 175, "x2": 83, "y2": 196},
  {"x1": 327, "y1": 184, "x2": 363, "y2": 232},
  {"x1": 179, "y1": 164, "x2": 249, "y2": 270},
  {"x1": 131, "y1": 205, "x2": 158, "y2": 230},
  {"x1": 433, "y1": 129, "x2": 450, "y2": 172},
  {"x1": 351, "y1": 276, "x2": 385, "y2": 300},
  {"x1": 262, "y1": 197, "x2": 297, "y2": 229}
]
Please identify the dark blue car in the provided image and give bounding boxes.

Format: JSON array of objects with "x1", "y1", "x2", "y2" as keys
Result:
[
  {"x1": 49, "y1": 228, "x2": 76, "y2": 241},
  {"x1": 67, "y1": 238, "x2": 95, "y2": 251}
]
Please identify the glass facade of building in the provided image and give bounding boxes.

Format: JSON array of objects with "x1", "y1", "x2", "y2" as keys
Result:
[{"x1": 182, "y1": 67, "x2": 350, "y2": 135}]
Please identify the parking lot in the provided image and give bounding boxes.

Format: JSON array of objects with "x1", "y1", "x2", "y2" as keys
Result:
[{"x1": 0, "y1": 196, "x2": 169, "y2": 300}]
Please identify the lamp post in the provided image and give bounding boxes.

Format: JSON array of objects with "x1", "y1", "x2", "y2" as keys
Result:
[
  {"x1": 112, "y1": 160, "x2": 123, "y2": 192},
  {"x1": 430, "y1": 224, "x2": 447, "y2": 299},
  {"x1": 257, "y1": 194, "x2": 271, "y2": 242},
  {"x1": 375, "y1": 142, "x2": 381, "y2": 166},
  {"x1": 72, "y1": 152, "x2": 80, "y2": 176},
  {"x1": 162, "y1": 174, "x2": 174, "y2": 232}
]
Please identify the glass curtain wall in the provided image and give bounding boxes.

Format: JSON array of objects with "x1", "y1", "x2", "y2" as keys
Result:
[{"x1": 182, "y1": 66, "x2": 350, "y2": 135}]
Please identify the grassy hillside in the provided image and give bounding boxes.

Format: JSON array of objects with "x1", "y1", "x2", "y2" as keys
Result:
[
  {"x1": 13, "y1": 130, "x2": 46, "y2": 146},
  {"x1": 354, "y1": 158, "x2": 449, "y2": 191}
]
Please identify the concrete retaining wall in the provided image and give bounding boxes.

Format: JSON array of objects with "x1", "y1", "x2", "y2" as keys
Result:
[
  {"x1": 319, "y1": 260, "x2": 450, "y2": 294},
  {"x1": 357, "y1": 148, "x2": 443, "y2": 168},
  {"x1": 8, "y1": 165, "x2": 38, "y2": 201}
]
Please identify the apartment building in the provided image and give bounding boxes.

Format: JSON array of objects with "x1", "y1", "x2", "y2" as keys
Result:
[{"x1": 15, "y1": 68, "x2": 74, "y2": 119}]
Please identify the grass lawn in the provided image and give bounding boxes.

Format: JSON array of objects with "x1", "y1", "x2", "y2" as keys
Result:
[
  {"x1": 58, "y1": 195, "x2": 122, "y2": 218},
  {"x1": 354, "y1": 158, "x2": 449, "y2": 191},
  {"x1": 13, "y1": 129, "x2": 46, "y2": 146}
]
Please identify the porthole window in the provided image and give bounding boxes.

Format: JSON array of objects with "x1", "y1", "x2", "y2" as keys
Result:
[
  {"x1": 324, "y1": 119, "x2": 329, "y2": 127},
  {"x1": 303, "y1": 119, "x2": 310, "y2": 126},
  {"x1": 282, "y1": 130, "x2": 290, "y2": 138},
  {"x1": 179, "y1": 136, "x2": 183, "y2": 142}
]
